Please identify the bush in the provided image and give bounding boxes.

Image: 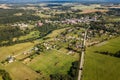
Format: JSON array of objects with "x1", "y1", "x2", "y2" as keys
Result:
[{"x1": 0, "y1": 69, "x2": 12, "y2": 80}]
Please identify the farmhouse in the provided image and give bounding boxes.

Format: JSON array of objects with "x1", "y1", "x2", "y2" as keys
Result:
[{"x1": 7, "y1": 56, "x2": 15, "y2": 63}]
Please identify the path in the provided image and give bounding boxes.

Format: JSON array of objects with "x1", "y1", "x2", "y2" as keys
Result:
[{"x1": 78, "y1": 26, "x2": 90, "y2": 80}]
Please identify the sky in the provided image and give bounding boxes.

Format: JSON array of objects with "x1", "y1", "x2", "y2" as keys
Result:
[{"x1": 0, "y1": 0, "x2": 120, "y2": 3}]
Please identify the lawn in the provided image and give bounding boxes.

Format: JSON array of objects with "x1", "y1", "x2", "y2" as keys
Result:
[
  {"x1": 28, "y1": 49, "x2": 79, "y2": 79},
  {"x1": 83, "y1": 37, "x2": 120, "y2": 80}
]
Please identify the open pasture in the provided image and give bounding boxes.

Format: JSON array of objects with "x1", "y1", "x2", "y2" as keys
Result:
[{"x1": 83, "y1": 37, "x2": 120, "y2": 80}]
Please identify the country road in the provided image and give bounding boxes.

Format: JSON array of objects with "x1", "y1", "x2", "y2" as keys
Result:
[{"x1": 78, "y1": 26, "x2": 90, "y2": 80}]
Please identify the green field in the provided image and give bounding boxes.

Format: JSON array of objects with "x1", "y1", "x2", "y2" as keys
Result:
[
  {"x1": 71, "y1": 4, "x2": 101, "y2": 10},
  {"x1": 0, "y1": 41, "x2": 38, "y2": 62},
  {"x1": 0, "y1": 41, "x2": 39, "y2": 80},
  {"x1": 18, "y1": 31, "x2": 40, "y2": 41},
  {"x1": 5, "y1": 61, "x2": 39, "y2": 80},
  {"x1": 28, "y1": 48, "x2": 79, "y2": 79},
  {"x1": 83, "y1": 37, "x2": 120, "y2": 80}
]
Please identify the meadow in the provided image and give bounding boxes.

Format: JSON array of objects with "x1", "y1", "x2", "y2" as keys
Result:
[
  {"x1": 71, "y1": 4, "x2": 108, "y2": 14},
  {"x1": 28, "y1": 49, "x2": 79, "y2": 79},
  {"x1": 83, "y1": 37, "x2": 120, "y2": 80}
]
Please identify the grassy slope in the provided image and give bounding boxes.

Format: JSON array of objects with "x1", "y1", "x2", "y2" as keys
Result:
[{"x1": 83, "y1": 37, "x2": 120, "y2": 80}]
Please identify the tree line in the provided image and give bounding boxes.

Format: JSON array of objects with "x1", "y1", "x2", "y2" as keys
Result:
[{"x1": 0, "y1": 69, "x2": 12, "y2": 80}]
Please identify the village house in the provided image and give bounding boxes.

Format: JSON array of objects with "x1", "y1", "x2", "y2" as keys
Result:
[
  {"x1": 7, "y1": 56, "x2": 15, "y2": 63},
  {"x1": 37, "y1": 21, "x2": 43, "y2": 27}
]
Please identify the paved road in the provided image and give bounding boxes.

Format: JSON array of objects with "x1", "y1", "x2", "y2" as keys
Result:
[{"x1": 78, "y1": 26, "x2": 90, "y2": 80}]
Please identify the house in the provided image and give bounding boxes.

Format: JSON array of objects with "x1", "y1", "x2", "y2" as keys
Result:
[
  {"x1": 7, "y1": 56, "x2": 15, "y2": 63},
  {"x1": 37, "y1": 21, "x2": 43, "y2": 27},
  {"x1": 67, "y1": 50, "x2": 75, "y2": 55}
]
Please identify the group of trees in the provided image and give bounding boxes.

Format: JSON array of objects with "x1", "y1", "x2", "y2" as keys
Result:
[
  {"x1": 50, "y1": 61, "x2": 79, "y2": 80},
  {"x1": 0, "y1": 9, "x2": 40, "y2": 24},
  {"x1": 0, "y1": 25, "x2": 38, "y2": 46},
  {"x1": 0, "y1": 26, "x2": 23, "y2": 41},
  {"x1": 90, "y1": 21, "x2": 120, "y2": 35},
  {"x1": 0, "y1": 69, "x2": 12, "y2": 80},
  {"x1": 95, "y1": 50, "x2": 120, "y2": 58},
  {"x1": 107, "y1": 8, "x2": 120, "y2": 16},
  {"x1": 36, "y1": 23, "x2": 65, "y2": 37}
]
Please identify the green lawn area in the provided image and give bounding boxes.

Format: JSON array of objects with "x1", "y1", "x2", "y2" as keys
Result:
[
  {"x1": 28, "y1": 49, "x2": 79, "y2": 79},
  {"x1": 83, "y1": 37, "x2": 120, "y2": 80}
]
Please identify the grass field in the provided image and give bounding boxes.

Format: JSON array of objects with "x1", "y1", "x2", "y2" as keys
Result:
[
  {"x1": 71, "y1": 4, "x2": 108, "y2": 14},
  {"x1": 94, "y1": 37, "x2": 120, "y2": 53},
  {"x1": 28, "y1": 49, "x2": 79, "y2": 79},
  {"x1": 71, "y1": 4, "x2": 100, "y2": 10},
  {"x1": 0, "y1": 41, "x2": 40, "y2": 80},
  {"x1": 34, "y1": 13, "x2": 51, "y2": 18},
  {"x1": 106, "y1": 16, "x2": 120, "y2": 22},
  {"x1": 0, "y1": 41, "x2": 38, "y2": 62},
  {"x1": 0, "y1": 76, "x2": 2, "y2": 80},
  {"x1": 5, "y1": 61, "x2": 39, "y2": 80},
  {"x1": 18, "y1": 31, "x2": 40, "y2": 41},
  {"x1": 44, "y1": 28, "x2": 67, "y2": 41},
  {"x1": 83, "y1": 37, "x2": 120, "y2": 80}
]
